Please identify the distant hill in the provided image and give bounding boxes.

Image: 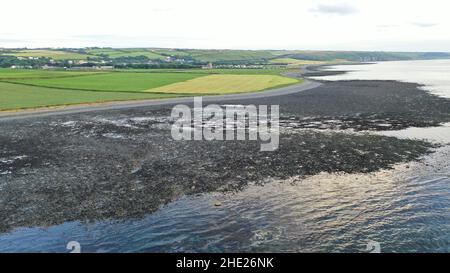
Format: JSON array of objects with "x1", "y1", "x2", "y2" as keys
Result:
[
  {"x1": 1, "y1": 48, "x2": 450, "y2": 67},
  {"x1": 278, "y1": 51, "x2": 450, "y2": 62}
]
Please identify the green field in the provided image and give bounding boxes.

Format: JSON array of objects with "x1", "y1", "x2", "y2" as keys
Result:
[
  {"x1": 269, "y1": 58, "x2": 326, "y2": 67},
  {"x1": 0, "y1": 69, "x2": 103, "y2": 79},
  {"x1": 114, "y1": 68, "x2": 286, "y2": 75},
  {"x1": 183, "y1": 50, "x2": 281, "y2": 62},
  {"x1": 4, "y1": 50, "x2": 93, "y2": 60},
  {"x1": 86, "y1": 48, "x2": 165, "y2": 59},
  {"x1": 152, "y1": 49, "x2": 190, "y2": 57},
  {"x1": 198, "y1": 68, "x2": 286, "y2": 75},
  {"x1": 0, "y1": 82, "x2": 178, "y2": 111},
  {"x1": 8, "y1": 72, "x2": 205, "y2": 92},
  {"x1": 0, "y1": 68, "x2": 301, "y2": 111}
]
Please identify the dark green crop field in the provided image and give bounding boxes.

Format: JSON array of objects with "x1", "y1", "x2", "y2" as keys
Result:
[{"x1": 8, "y1": 72, "x2": 205, "y2": 92}]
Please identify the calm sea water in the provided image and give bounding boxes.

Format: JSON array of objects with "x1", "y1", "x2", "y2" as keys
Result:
[
  {"x1": 312, "y1": 59, "x2": 450, "y2": 98},
  {"x1": 1, "y1": 60, "x2": 450, "y2": 253}
]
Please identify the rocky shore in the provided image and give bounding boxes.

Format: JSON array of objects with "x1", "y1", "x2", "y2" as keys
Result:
[{"x1": 1, "y1": 71, "x2": 450, "y2": 233}]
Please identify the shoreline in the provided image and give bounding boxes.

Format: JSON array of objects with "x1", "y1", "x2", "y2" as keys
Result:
[
  {"x1": 1, "y1": 75, "x2": 450, "y2": 233},
  {"x1": 3, "y1": 143, "x2": 449, "y2": 252}
]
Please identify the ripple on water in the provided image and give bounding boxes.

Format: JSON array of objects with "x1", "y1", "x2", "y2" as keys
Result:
[{"x1": 0, "y1": 144, "x2": 449, "y2": 252}]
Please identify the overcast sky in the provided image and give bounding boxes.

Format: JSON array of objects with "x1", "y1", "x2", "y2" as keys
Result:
[{"x1": 1, "y1": 0, "x2": 450, "y2": 51}]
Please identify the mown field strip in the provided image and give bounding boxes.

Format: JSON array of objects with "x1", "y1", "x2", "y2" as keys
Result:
[{"x1": 148, "y1": 74, "x2": 300, "y2": 94}]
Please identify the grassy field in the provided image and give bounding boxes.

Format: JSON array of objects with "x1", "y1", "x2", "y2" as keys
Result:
[
  {"x1": 0, "y1": 82, "x2": 178, "y2": 111},
  {"x1": 183, "y1": 50, "x2": 281, "y2": 62},
  {"x1": 149, "y1": 74, "x2": 300, "y2": 94},
  {"x1": 0, "y1": 68, "x2": 301, "y2": 110},
  {"x1": 8, "y1": 72, "x2": 205, "y2": 92},
  {"x1": 86, "y1": 48, "x2": 283, "y2": 62},
  {"x1": 152, "y1": 49, "x2": 190, "y2": 57},
  {"x1": 4, "y1": 50, "x2": 93, "y2": 60},
  {"x1": 86, "y1": 48, "x2": 165, "y2": 59},
  {"x1": 0, "y1": 69, "x2": 103, "y2": 79},
  {"x1": 199, "y1": 68, "x2": 286, "y2": 75},
  {"x1": 269, "y1": 58, "x2": 326, "y2": 67},
  {"x1": 114, "y1": 68, "x2": 286, "y2": 75}
]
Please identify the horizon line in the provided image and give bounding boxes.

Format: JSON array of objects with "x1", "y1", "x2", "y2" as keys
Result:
[{"x1": 1, "y1": 46, "x2": 450, "y2": 54}]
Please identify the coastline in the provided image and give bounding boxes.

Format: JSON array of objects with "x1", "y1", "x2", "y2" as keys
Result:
[
  {"x1": 1, "y1": 63, "x2": 450, "y2": 252},
  {"x1": 2, "y1": 74, "x2": 450, "y2": 233}
]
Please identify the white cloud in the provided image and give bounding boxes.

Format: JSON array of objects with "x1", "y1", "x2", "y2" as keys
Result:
[
  {"x1": 411, "y1": 22, "x2": 438, "y2": 28},
  {"x1": 0, "y1": 0, "x2": 449, "y2": 51},
  {"x1": 376, "y1": 24, "x2": 400, "y2": 28},
  {"x1": 310, "y1": 3, "x2": 358, "y2": 16}
]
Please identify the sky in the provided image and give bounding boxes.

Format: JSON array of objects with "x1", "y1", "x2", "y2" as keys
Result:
[{"x1": 1, "y1": 0, "x2": 450, "y2": 51}]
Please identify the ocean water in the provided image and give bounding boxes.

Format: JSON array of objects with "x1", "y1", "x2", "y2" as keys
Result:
[
  {"x1": 311, "y1": 59, "x2": 450, "y2": 98},
  {"x1": 1, "y1": 149, "x2": 450, "y2": 253},
  {"x1": 1, "y1": 60, "x2": 450, "y2": 253}
]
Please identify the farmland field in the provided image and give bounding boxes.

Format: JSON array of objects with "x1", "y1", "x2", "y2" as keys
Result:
[
  {"x1": 0, "y1": 69, "x2": 103, "y2": 79},
  {"x1": 0, "y1": 82, "x2": 178, "y2": 111},
  {"x1": 269, "y1": 58, "x2": 326, "y2": 67},
  {"x1": 183, "y1": 50, "x2": 282, "y2": 62},
  {"x1": 152, "y1": 49, "x2": 190, "y2": 57},
  {"x1": 149, "y1": 74, "x2": 300, "y2": 94},
  {"x1": 198, "y1": 68, "x2": 286, "y2": 75},
  {"x1": 114, "y1": 68, "x2": 286, "y2": 75},
  {"x1": 8, "y1": 72, "x2": 205, "y2": 92},
  {"x1": 86, "y1": 48, "x2": 165, "y2": 59},
  {"x1": 3, "y1": 50, "x2": 93, "y2": 60},
  {"x1": 0, "y1": 68, "x2": 301, "y2": 110}
]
